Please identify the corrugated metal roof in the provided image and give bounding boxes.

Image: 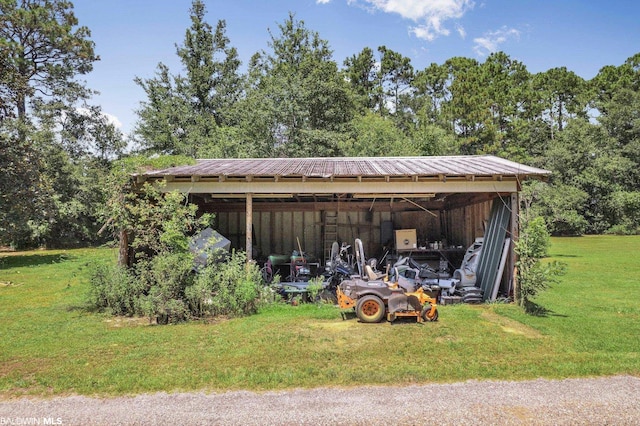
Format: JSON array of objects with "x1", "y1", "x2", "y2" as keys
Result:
[{"x1": 142, "y1": 155, "x2": 550, "y2": 179}]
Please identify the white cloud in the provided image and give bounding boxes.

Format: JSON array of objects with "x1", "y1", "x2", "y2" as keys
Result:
[
  {"x1": 353, "y1": 0, "x2": 474, "y2": 41},
  {"x1": 316, "y1": 0, "x2": 332, "y2": 4},
  {"x1": 76, "y1": 107, "x2": 123, "y2": 129},
  {"x1": 103, "y1": 112, "x2": 123, "y2": 129},
  {"x1": 473, "y1": 26, "x2": 520, "y2": 56}
]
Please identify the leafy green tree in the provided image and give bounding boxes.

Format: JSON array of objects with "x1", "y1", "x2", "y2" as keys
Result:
[
  {"x1": 134, "y1": 63, "x2": 186, "y2": 154},
  {"x1": 0, "y1": 0, "x2": 97, "y2": 121},
  {"x1": 240, "y1": 13, "x2": 353, "y2": 157},
  {"x1": 533, "y1": 67, "x2": 587, "y2": 138},
  {"x1": 521, "y1": 180, "x2": 588, "y2": 236},
  {"x1": 479, "y1": 52, "x2": 531, "y2": 153},
  {"x1": 343, "y1": 47, "x2": 378, "y2": 112},
  {"x1": 0, "y1": 0, "x2": 107, "y2": 248},
  {"x1": 378, "y1": 46, "x2": 414, "y2": 118},
  {"x1": 343, "y1": 46, "x2": 414, "y2": 130},
  {"x1": 0, "y1": 120, "x2": 50, "y2": 246},
  {"x1": 411, "y1": 62, "x2": 451, "y2": 125},
  {"x1": 440, "y1": 56, "x2": 486, "y2": 152},
  {"x1": 540, "y1": 117, "x2": 638, "y2": 234},
  {"x1": 59, "y1": 105, "x2": 126, "y2": 161},
  {"x1": 410, "y1": 122, "x2": 459, "y2": 156},
  {"x1": 599, "y1": 88, "x2": 640, "y2": 148},
  {"x1": 0, "y1": 104, "x2": 123, "y2": 248},
  {"x1": 176, "y1": 2, "x2": 242, "y2": 126},
  {"x1": 340, "y1": 112, "x2": 415, "y2": 156},
  {"x1": 135, "y1": 0, "x2": 242, "y2": 157},
  {"x1": 591, "y1": 53, "x2": 640, "y2": 115}
]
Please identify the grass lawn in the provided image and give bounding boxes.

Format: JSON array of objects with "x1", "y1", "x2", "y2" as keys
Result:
[{"x1": 1, "y1": 236, "x2": 639, "y2": 398}]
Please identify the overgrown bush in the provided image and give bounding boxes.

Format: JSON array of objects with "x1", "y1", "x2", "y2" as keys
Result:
[
  {"x1": 88, "y1": 263, "x2": 144, "y2": 316},
  {"x1": 517, "y1": 216, "x2": 550, "y2": 259},
  {"x1": 515, "y1": 216, "x2": 566, "y2": 313},
  {"x1": 185, "y1": 251, "x2": 263, "y2": 317},
  {"x1": 605, "y1": 190, "x2": 640, "y2": 235},
  {"x1": 88, "y1": 250, "x2": 265, "y2": 323},
  {"x1": 136, "y1": 252, "x2": 196, "y2": 323},
  {"x1": 305, "y1": 276, "x2": 325, "y2": 303},
  {"x1": 88, "y1": 166, "x2": 267, "y2": 323}
]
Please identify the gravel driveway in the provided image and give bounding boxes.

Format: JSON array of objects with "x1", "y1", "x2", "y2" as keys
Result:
[{"x1": 1, "y1": 375, "x2": 639, "y2": 425}]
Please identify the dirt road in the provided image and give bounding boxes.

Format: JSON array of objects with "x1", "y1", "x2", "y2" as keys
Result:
[{"x1": 1, "y1": 375, "x2": 639, "y2": 425}]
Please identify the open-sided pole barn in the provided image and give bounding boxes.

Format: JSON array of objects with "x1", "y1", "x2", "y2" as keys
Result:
[{"x1": 136, "y1": 155, "x2": 550, "y2": 299}]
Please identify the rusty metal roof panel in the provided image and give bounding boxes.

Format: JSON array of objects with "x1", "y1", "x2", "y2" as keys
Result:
[{"x1": 142, "y1": 155, "x2": 551, "y2": 179}]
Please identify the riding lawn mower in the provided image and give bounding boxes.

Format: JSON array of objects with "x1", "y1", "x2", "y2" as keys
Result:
[{"x1": 336, "y1": 239, "x2": 439, "y2": 323}]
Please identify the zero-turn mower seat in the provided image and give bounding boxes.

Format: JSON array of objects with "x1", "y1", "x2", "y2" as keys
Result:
[{"x1": 365, "y1": 264, "x2": 386, "y2": 281}]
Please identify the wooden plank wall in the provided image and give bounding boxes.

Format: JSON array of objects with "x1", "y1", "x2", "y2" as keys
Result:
[
  {"x1": 216, "y1": 210, "x2": 393, "y2": 261},
  {"x1": 445, "y1": 200, "x2": 493, "y2": 247},
  {"x1": 216, "y1": 211, "x2": 323, "y2": 261},
  {"x1": 215, "y1": 199, "x2": 495, "y2": 262},
  {"x1": 393, "y1": 211, "x2": 441, "y2": 246}
]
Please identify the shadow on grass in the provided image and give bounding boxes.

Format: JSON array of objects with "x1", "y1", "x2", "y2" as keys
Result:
[
  {"x1": 524, "y1": 300, "x2": 569, "y2": 318},
  {"x1": 0, "y1": 253, "x2": 73, "y2": 269}
]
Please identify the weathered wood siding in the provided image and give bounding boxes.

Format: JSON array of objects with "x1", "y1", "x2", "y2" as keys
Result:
[
  {"x1": 444, "y1": 199, "x2": 493, "y2": 247},
  {"x1": 215, "y1": 198, "x2": 497, "y2": 262},
  {"x1": 216, "y1": 211, "x2": 322, "y2": 260}
]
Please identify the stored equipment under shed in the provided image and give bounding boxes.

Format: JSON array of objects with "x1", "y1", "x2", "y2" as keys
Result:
[{"x1": 134, "y1": 155, "x2": 550, "y2": 301}]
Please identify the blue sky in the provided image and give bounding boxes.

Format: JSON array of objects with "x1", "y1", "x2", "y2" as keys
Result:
[{"x1": 70, "y1": 0, "x2": 640, "y2": 135}]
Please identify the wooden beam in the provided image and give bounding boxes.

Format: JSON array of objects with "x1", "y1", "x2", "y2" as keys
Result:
[
  {"x1": 197, "y1": 200, "x2": 447, "y2": 213},
  {"x1": 444, "y1": 192, "x2": 505, "y2": 210},
  {"x1": 155, "y1": 180, "x2": 519, "y2": 194},
  {"x1": 246, "y1": 193, "x2": 253, "y2": 262}
]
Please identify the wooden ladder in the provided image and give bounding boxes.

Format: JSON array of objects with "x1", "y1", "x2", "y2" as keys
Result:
[{"x1": 323, "y1": 211, "x2": 338, "y2": 263}]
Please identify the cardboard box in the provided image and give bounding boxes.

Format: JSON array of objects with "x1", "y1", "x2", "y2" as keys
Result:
[{"x1": 395, "y1": 229, "x2": 417, "y2": 251}]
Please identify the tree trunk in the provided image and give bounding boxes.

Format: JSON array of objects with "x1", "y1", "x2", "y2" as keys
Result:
[{"x1": 118, "y1": 229, "x2": 130, "y2": 267}]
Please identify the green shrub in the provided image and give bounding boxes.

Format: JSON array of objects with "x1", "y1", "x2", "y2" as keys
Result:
[
  {"x1": 606, "y1": 191, "x2": 640, "y2": 235},
  {"x1": 139, "y1": 288, "x2": 189, "y2": 324},
  {"x1": 88, "y1": 263, "x2": 143, "y2": 316},
  {"x1": 306, "y1": 276, "x2": 325, "y2": 303},
  {"x1": 518, "y1": 216, "x2": 550, "y2": 259},
  {"x1": 515, "y1": 216, "x2": 566, "y2": 312},
  {"x1": 605, "y1": 224, "x2": 640, "y2": 235},
  {"x1": 185, "y1": 250, "x2": 263, "y2": 318},
  {"x1": 90, "y1": 173, "x2": 267, "y2": 323},
  {"x1": 135, "y1": 252, "x2": 196, "y2": 323}
]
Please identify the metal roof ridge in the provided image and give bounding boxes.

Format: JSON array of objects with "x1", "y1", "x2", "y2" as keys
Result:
[{"x1": 192, "y1": 155, "x2": 488, "y2": 162}]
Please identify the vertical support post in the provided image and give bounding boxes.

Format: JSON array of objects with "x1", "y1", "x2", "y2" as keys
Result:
[
  {"x1": 246, "y1": 193, "x2": 253, "y2": 263},
  {"x1": 510, "y1": 192, "x2": 519, "y2": 300}
]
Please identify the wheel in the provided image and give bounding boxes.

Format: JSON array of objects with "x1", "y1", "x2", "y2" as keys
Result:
[
  {"x1": 421, "y1": 305, "x2": 438, "y2": 322},
  {"x1": 355, "y1": 295, "x2": 385, "y2": 323}
]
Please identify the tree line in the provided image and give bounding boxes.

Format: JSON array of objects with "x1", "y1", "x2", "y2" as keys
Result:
[{"x1": 1, "y1": 0, "x2": 639, "y2": 248}]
